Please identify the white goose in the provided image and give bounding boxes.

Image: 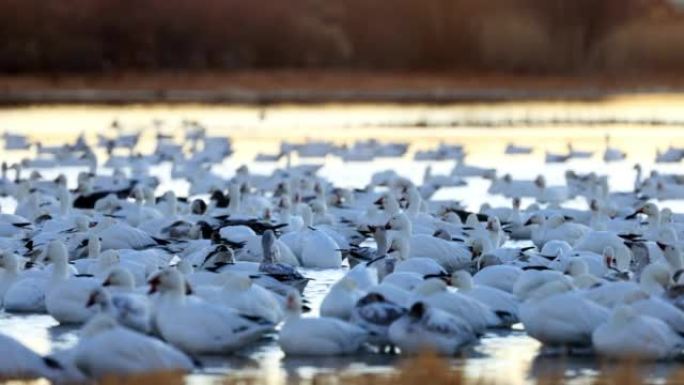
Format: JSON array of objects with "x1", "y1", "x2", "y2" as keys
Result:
[
  {"x1": 45, "y1": 240, "x2": 101, "y2": 324},
  {"x1": 320, "y1": 277, "x2": 364, "y2": 321},
  {"x1": 387, "y1": 213, "x2": 471, "y2": 272},
  {"x1": 388, "y1": 301, "x2": 476, "y2": 355},
  {"x1": 450, "y1": 270, "x2": 520, "y2": 326},
  {"x1": 592, "y1": 305, "x2": 683, "y2": 360},
  {"x1": 194, "y1": 272, "x2": 284, "y2": 324},
  {"x1": 279, "y1": 205, "x2": 341, "y2": 268},
  {"x1": 68, "y1": 314, "x2": 194, "y2": 378},
  {"x1": 149, "y1": 269, "x2": 273, "y2": 354},
  {"x1": 279, "y1": 290, "x2": 368, "y2": 355},
  {"x1": 520, "y1": 280, "x2": 609, "y2": 348},
  {"x1": 410, "y1": 278, "x2": 501, "y2": 333}
]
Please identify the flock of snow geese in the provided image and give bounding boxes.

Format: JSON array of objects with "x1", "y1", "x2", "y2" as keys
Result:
[{"x1": 2, "y1": 123, "x2": 684, "y2": 381}]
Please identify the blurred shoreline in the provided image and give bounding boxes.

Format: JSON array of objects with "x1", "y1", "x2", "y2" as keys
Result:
[{"x1": 2, "y1": 71, "x2": 684, "y2": 105}]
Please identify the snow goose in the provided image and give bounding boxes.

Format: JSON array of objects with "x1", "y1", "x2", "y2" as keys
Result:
[
  {"x1": 527, "y1": 214, "x2": 590, "y2": 248},
  {"x1": 592, "y1": 305, "x2": 683, "y2": 360},
  {"x1": 563, "y1": 259, "x2": 603, "y2": 289},
  {"x1": 148, "y1": 269, "x2": 273, "y2": 354},
  {"x1": 86, "y1": 287, "x2": 151, "y2": 333},
  {"x1": 320, "y1": 277, "x2": 364, "y2": 320},
  {"x1": 584, "y1": 263, "x2": 670, "y2": 309},
  {"x1": 4, "y1": 240, "x2": 75, "y2": 313},
  {"x1": 69, "y1": 314, "x2": 194, "y2": 378},
  {"x1": 513, "y1": 268, "x2": 568, "y2": 301},
  {"x1": 388, "y1": 301, "x2": 476, "y2": 355},
  {"x1": 473, "y1": 265, "x2": 523, "y2": 294},
  {"x1": 193, "y1": 272, "x2": 284, "y2": 324},
  {"x1": 520, "y1": 280, "x2": 609, "y2": 349},
  {"x1": 257, "y1": 230, "x2": 309, "y2": 291},
  {"x1": 387, "y1": 213, "x2": 471, "y2": 272},
  {"x1": 450, "y1": 270, "x2": 520, "y2": 326},
  {"x1": 279, "y1": 205, "x2": 341, "y2": 268},
  {"x1": 0, "y1": 251, "x2": 24, "y2": 307},
  {"x1": 279, "y1": 290, "x2": 368, "y2": 355},
  {"x1": 350, "y1": 292, "x2": 406, "y2": 350},
  {"x1": 602, "y1": 135, "x2": 626, "y2": 163},
  {"x1": 0, "y1": 332, "x2": 69, "y2": 380},
  {"x1": 411, "y1": 278, "x2": 501, "y2": 333},
  {"x1": 45, "y1": 240, "x2": 100, "y2": 324}
]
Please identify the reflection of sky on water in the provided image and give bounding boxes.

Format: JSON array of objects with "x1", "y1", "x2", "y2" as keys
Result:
[{"x1": 1, "y1": 100, "x2": 684, "y2": 384}]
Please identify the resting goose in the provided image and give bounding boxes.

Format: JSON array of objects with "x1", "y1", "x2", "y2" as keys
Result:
[
  {"x1": 592, "y1": 305, "x2": 684, "y2": 360},
  {"x1": 279, "y1": 290, "x2": 368, "y2": 355},
  {"x1": 68, "y1": 314, "x2": 194, "y2": 378},
  {"x1": 388, "y1": 302, "x2": 476, "y2": 355},
  {"x1": 350, "y1": 292, "x2": 406, "y2": 350},
  {"x1": 148, "y1": 269, "x2": 273, "y2": 354},
  {"x1": 520, "y1": 280, "x2": 609, "y2": 348}
]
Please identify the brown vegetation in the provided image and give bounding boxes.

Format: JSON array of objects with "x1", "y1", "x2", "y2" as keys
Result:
[{"x1": 0, "y1": 0, "x2": 683, "y2": 75}]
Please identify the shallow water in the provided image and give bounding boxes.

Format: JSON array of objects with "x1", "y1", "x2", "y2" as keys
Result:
[{"x1": 2, "y1": 100, "x2": 684, "y2": 384}]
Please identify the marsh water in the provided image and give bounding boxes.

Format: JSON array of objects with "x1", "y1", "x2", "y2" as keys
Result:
[{"x1": 2, "y1": 96, "x2": 684, "y2": 384}]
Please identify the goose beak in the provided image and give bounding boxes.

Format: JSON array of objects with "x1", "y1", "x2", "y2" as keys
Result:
[
  {"x1": 147, "y1": 276, "x2": 161, "y2": 294},
  {"x1": 625, "y1": 208, "x2": 643, "y2": 220},
  {"x1": 373, "y1": 197, "x2": 383, "y2": 206},
  {"x1": 656, "y1": 241, "x2": 668, "y2": 251},
  {"x1": 85, "y1": 292, "x2": 98, "y2": 307},
  {"x1": 384, "y1": 222, "x2": 392, "y2": 230},
  {"x1": 102, "y1": 278, "x2": 112, "y2": 287},
  {"x1": 523, "y1": 218, "x2": 533, "y2": 226}
]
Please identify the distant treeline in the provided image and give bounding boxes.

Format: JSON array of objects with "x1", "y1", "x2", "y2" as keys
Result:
[{"x1": 0, "y1": 0, "x2": 683, "y2": 74}]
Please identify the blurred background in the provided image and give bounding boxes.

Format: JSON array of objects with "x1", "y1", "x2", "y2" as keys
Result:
[{"x1": 0, "y1": 0, "x2": 683, "y2": 101}]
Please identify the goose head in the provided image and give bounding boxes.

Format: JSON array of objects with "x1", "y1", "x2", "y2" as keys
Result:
[
  {"x1": 190, "y1": 199, "x2": 207, "y2": 215},
  {"x1": 148, "y1": 269, "x2": 192, "y2": 296},
  {"x1": 385, "y1": 212, "x2": 411, "y2": 233},
  {"x1": 626, "y1": 202, "x2": 659, "y2": 220},
  {"x1": 640, "y1": 263, "x2": 673, "y2": 295},
  {"x1": 0, "y1": 251, "x2": 20, "y2": 272},
  {"x1": 407, "y1": 301, "x2": 427, "y2": 320},
  {"x1": 97, "y1": 250, "x2": 120, "y2": 268},
  {"x1": 202, "y1": 245, "x2": 235, "y2": 270},
  {"x1": 85, "y1": 287, "x2": 111, "y2": 310},
  {"x1": 87, "y1": 234, "x2": 101, "y2": 258},
  {"x1": 564, "y1": 259, "x2": 589, "y2": 277},
  {"x1": 261, "y1": 230, "x2": 277, "y2": 263},
  {"x1": 43, "y1": 240, "x2": 69, "y2": 265},
  {"x1": 660, "y1": 243, "x2": 683, "y2": 271},
  {"x1": 449, "y1": 270, "x2": 473, "y2": 290},
  {"x1": 285, "y1": 290, "x2": 303, "y2": 317},
  {"x1": 102, "y1": 267, "x2": 135, "y2": 290},
  {"x1": 524, "y1": 214, "x2": 545, "y2": 227},
  {"x1": 512, "y1": 197, "x2": 521, "y2": 210}
]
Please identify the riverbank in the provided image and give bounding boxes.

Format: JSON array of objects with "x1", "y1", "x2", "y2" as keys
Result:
[{"x1": 1, "y1": 71, "x2": 684, "y2": 105}]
